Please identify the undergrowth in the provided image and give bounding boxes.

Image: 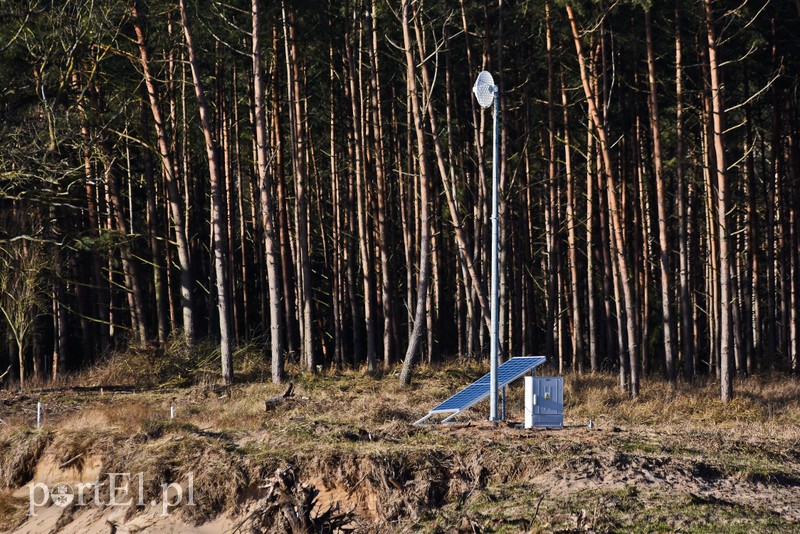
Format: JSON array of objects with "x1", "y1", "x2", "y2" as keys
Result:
[{"x1": 0, "y1": 346, "x2": 798, "y2": 532}]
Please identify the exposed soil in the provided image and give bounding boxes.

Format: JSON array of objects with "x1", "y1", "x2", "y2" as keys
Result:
[{"x1": 1, "y1": 362, "x2": 799, "y2": 533}]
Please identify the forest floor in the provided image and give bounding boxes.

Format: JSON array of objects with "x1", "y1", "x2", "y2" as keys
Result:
[{"x1": 1, "y1": 342, "x2": 799, "y2": 533}]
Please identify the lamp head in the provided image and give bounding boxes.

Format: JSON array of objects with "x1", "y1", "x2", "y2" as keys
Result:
[{"x1": 473, "y1": 70, "x2": 496, "y2": 109}]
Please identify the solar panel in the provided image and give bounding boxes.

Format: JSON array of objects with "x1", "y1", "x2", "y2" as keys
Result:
[{"x1": 414, "y1": 356, "x2": 546, "y2": 425}]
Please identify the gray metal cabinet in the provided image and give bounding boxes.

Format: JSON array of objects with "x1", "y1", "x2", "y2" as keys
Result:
[{"x1": 524, "y1": 376, "x2": 564, "y2": 428}]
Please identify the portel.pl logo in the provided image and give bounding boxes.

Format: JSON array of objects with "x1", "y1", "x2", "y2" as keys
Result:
[{"x1": 28, "y1": 472, "x2": 195, "y2": 517}]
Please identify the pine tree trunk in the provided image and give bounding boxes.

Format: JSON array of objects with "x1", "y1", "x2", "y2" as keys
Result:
[
  {"x1": 586, "y1": 125, "x2": 598, "y2": 372},
  {"x1": 344, "y1": 86, "x2": 364, "y2": 367},
  {"x1": 704, "y1": 0, "x2": 733, "y2": 401},
  {"x1": 792, "y1": 128, "x2": 800, "y2": 373},
  {"x1": 345, "y1": 7, "x2": 377, "y2": 372},
  {"x1": 675, "y1": 3, "x2": 693, "y2": 380},
  {"x1": 368, "y1": 0, "x2": 393, "y2": 369},
  {"x1": 766, "y1": 18, "x2": 779, "y2": 370},
  {"x1": 74, "y1": 72, "x2": 105, "y2": 356},
  {"x1": 460, "y1": 0, "x2": 489, "y2": 339},
  {"x1": 131, "y1": 3, "x2": 194, "y2": 343},
  {"x1": 141, "y1": 102, "x2": 169, "y2": 344},
  {"x1": 105, "y1": 149, "x2": 147, "y2": 344},
  {"x1": 413, "y1": 19, "x2": 492, "y2": 334},
  {"x1": 329, "y1": 28, "x2": 344, "y2": 369},
  {"x1": 567, "y1": 5, "x2": 639, "y2": 396},
  {"x1": 635, "y1": 115, "x2": 652, "y2": 377},
  {"x1": 252, "y1": 0, "x2": 285, "y2": 383},
  {"x1": 545, "y1": 2, "x2": 559, "y2": 366},
  {"x1": 53, "y1": 281, "x2": 68, "y2": 381},
  {"x1": 562, "y1": 72, "x2": 584, "y2": 373},
  {"x1": 270, "y1": 26, "x2": 299, "y2": 360},
  {"x1": 399, "y1": 0, "x2": 432, "y2": 386},
  {"x1": 645, "y1": 10, "x2": 677, "y2": 385},
  {"x1": 180, "y1": 0, "x2": 233, "y2": 383},
  {"x1": 282, "y1": 4, "x2": 315, "y2": 371}
]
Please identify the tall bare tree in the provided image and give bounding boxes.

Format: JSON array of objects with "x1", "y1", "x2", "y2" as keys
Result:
[
  {"x1": 180, "y1": 0, "x2": 233, "y2": 383},
  {"x1": 252, "y1": 0, "x2": 285, "y2": 383},
  {"x1": 567, "y1": 5, "x2": 640, "y2": 396},
  {"x1": 132, "y1": 3, "x2": 195, "y2": 343},
  {"x1": 645, "y1": 9, "x2": 678, "y2": 385},
  {"x1": 704, "y1": 0, "x2": 733, "y2": 401},
  {"x1": 399, "y1": 0, "x2": 433, "y2": 386},
  {"x1": 675, "y1": 0, "x2": 693, "y2": 381},
  {"x1": 282, "y1": 3, "x2": 315, "y2": 371},
  {"x1": 562, "y1": 71, "x2": 584, "y2": 373}
]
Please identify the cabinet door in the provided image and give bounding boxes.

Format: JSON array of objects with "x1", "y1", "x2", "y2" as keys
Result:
[{"x1": 536, "y1": 378, "x2": 562, "y2": 414}]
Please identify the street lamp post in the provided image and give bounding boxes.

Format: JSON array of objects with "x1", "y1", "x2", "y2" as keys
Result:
[{"x1": 473, "y1": 71, "x2": 500, "y2": 422}]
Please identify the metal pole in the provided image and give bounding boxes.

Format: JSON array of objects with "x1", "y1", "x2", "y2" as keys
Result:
[{"x1": 489, "y1": 87, "x2": 499, "y2": 422}]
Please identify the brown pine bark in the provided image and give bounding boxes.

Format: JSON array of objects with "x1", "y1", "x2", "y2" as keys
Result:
[
  {"x1": 180, "y1": 0, "x2": 233, "y2": 383},
  {"x1": 645, "y1": 10, "x2": 677, "y2": 385},
  {"x1": 704, "y1": 0, "x2": 733, "y2": 401},
  {"x1": 545, "y1": 2, "x2": 560, "y2": 366},
  {"x1": 399, "y1": 0, "x2": 432, "y2": 386},
  {"x1": 345, "y1": 5, "x2": 377, "y2": 372},
  {"x1": 562, "y1": 72, "x2": 584, "y2": 373},
  {"x1": 282, "y1": 4, "x2": 315, "y2": 371},
  {"x1": 252, "y1": 0, "x2": 285, "y2": 383},
  {"x1": 131, "y1": 3, "x2": 194, "y2": 343},
  {"x1": 367, "y1": 0, "x2": 393, "y2": 369},
  {"x1": 675, "y1": 2, "x2": 693, "y2": 380},
  {"x1": 567, "y1": 5, "x2": 639, "y2": 396}
]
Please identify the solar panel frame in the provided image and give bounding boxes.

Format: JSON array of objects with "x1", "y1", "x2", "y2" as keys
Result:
[{"x1": 427, "y1": 356, "x2": 546, "y2": 415}]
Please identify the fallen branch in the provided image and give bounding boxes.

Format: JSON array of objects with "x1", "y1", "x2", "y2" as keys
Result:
[
  {"x1": 244, "y1": 466, "x2": 352, "y2": 533},
  {"x1": 265, "y1": 383, "x2": 295, "y2": 411},
  {"x1": 59, "y1": 453, "x2": 84, "y2": 470},
  {"x1": 346, "y1": 473, "x2": 368, "y2": 497},
  {"x1": 529, "y1": 494, "x2": 545, "y2": 530}
]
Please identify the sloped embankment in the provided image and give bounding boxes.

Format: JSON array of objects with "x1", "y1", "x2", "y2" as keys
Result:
[
  {"x1": 2, "y1": 367, "x2": 800, "y2": 532},
  {"x1": 3, "y1": 419, "x2": 800, "y2": 532}
]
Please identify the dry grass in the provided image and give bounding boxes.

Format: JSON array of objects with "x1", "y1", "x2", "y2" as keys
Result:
[
  {"x1": 0, "y1": 490, "x2": 26, "y2": 531},
  {"x1": 0, "y1": 430, "x2": 49, "y2": 489},
  {"x1": 563, "y1": 373, "x2": 800, "y2": 436},
  {"x1": 1, "y1": 350, "x2": 799, "y2": 531},
  {"x1": 77, "y1": 337, "x2": 221, "y2": 389},
  {"x1": 3, "y1": 357, "x2": 799, "y2": 454}
]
